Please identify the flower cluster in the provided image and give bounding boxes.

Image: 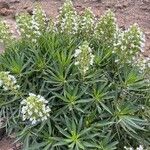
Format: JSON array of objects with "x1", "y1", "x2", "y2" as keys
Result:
[
  {"x1": 132, "y1": 53, "x2": 150, "y2": 73},
  {"x1": 16, "y1": 12, "x2": 33, "y2": 39},
  {"x1": 21, "y1": 93, "x2": 51, "y2": 124},
  {"x1": 113, "y1": 24, "x2": 145, "y2": 63},
  {"x1": 58, "y1": 0, "x2": 78, "y2": 34},
  {"x1": 74, "y1": 41, "x2": 95, "y2": 75},
  {"x1": 79, "y1": 8, "x2": 95, "y2": 38},
  {"x1": 124, "y1": 145, "x2": 146, "y2": 150},
  {"x1": 94, "y1": 10, "x2": 117, "y2": 45},
  {"x1": 16, "y1": 5, "x2": 47, "y2": 43},
  {"x1": 0, "y1": 21, "x2": 13, "y2": 46},
  {"x1": 0, "y1": 71, "x2": 20, "y2": 91},
  {"x1": 47, "y1": 18, "x2": 57, "y2": 33},
  {"x1": 31, "y1": 5, "x2": 47, "y2": 37}
]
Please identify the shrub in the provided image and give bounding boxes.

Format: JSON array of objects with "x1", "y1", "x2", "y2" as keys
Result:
[{"x1": 0, "y1": 0, "x2": 150, "y2": 149}]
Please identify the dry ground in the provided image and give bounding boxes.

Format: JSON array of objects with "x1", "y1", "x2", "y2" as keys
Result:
[{"x1": 0, "y1": 0, "x2": 150, "y2": 149}]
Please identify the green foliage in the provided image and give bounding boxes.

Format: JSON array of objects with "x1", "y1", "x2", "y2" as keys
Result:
[
  {"x1": 0, "y1": 0, "x2": 150, "y2": 150},
  {"x1": 0, "y1": 20, "x2": 13, "y2": 46}
]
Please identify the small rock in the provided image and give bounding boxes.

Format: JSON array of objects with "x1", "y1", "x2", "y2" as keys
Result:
[
  {"x1": 120, "y1": 25, "x2": 126, "y2": 30},
  {"x1": 122, "y1": 2, "x2": 129, "y2": 8},
  {"x1": 15, "y1": 143, "x2": 22, "y2": 149},
  {"x1": 9, "y1": 0, "x2": 20, "y2": 3},
  {"x1": 142, "y1": 0, "x2": 149, "y2": 4},
  {"x1": 10, "y1": 6, "x2": 16, "y2": 10},
  {"x1": 75, "y1": 5, "x2": 84, "y2": 12},
  {"x1": 105, "y1": 2, "x2": 115, "y2": 9},
  {"x1": 140, "y1": 6, "x2": 150, "y2": 11},
  {"x1": 105, "y1": 4, "x2": 111, "y2": 9},
  {"x1": 0, "y1": 1, "x2": 9, "y2": 9},
  {"x1": 145, "y1": 31, "x2": 150, "y2": 35},
  {"x1": 147, "y1": 36, "x2": 150, "y2": 40},
  {"x1": 23, "y1": 6, "x2": 28, "y2": 9},
  {"x1": 0, "y1": 8, "x2": 14, "y2": 16},
  {"x1": 27, "y1": 7, "x2": 33, "y2": 15},
  {"x1": 95, "y1": 4, "x2": 100, "y2": 9},
  {"x1": 115, "y1": 2, "x2": 129, "y2": 9},
  {"x1": 9, "y1": 133, "x2": 16, "y2": 139},
  {"x1": 115, "y1": 4, "x2": 123, "y2": 9},
  {"x1": 143, "y1": 51, "x2": 150, "y2": 57},
  {"x1": 75, "y1": 4, "x2": 82, "y2": 8}
]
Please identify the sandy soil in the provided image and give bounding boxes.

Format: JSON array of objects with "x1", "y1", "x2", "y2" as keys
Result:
[
  {"x1": 0, "y1": 137, "x2": 20, "y2": 150},
  {"x1": 0, "y1": 0, "x2": 150, "y2": 149}
]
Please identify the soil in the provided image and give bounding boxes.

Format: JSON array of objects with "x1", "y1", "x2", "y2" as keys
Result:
[
  {"x1": 0, "y1": 136, "x2": 21, "y2": 150},
  {"x1": 0, "y1": 0, "x2": 150, "y2": 149}
]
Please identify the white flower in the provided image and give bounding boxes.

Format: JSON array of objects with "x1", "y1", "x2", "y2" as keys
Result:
[
  {"x1": 115, "y1": 59, "x2": 119, "y2": 63},
  {"x1": 74, "y1": 61, "x2": 79, "y2": 65},
  {"x1": 89, "y1": 54, "x2": 95, "y2": 65},
  {"x1": 83, "y1": 67, "x2": 89, "y2": 73},
  {"x1": 113, "y1": 24, "x2": 145, "y2": 63},
  {"x1": 79, "y1": 7, "x2": 95, "y2": 36},
  {"x1": 29, "y1": 93, "x2": 36, "y2": 97},
  {"x1": 124, "y1": 145, "x2": 147, "y2": 150},
  {"x1": 0, "y1": 71, "x2": 20, "y2": 91},
  {"x1": 32, "y1": 120, "x2": 36, "y2": 125},
  {"x1": 39, "y1": 112, "x2": 43, "y2": 117},
  {"x1": 21, "y1": 93, "x2": 51, "y2": 124},
  {"x1": 58, "y1": 0, "x2": 79, "y2": 35},
  {"x1": 74, "y1": 49, "x2": 81, "y2": 57},
  {"x1": 136, "y1": 145, "x2": 144, "y2": 150},
  {"x1": 73, "y1": 41, "x2": 95, "y2": 75},
  {"x1": 132, "y1": 53, "x2": 150, "y2": 73},
  {"x1": 26, "y1": 35, "x2": 31, "y2": 38},
  {"x1": 32, "y1": 39, "x2": 37, "y2": 43}
]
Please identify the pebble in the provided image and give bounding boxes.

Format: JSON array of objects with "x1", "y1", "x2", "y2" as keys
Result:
[
  {"x1": 27, "y1": 7, "x2": 33, "y2": 15},
  {"x1": 0, "y1": 1, "x2": 9, "y2": 9},
  {"x1": 0, "y1": 8, "x2": 14, "y2": 16},
  {"x1": 9, "y1": 0, "x2": 20, "y2": 3}
]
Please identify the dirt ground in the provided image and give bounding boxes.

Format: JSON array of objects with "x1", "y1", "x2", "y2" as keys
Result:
[
  {"x1": 0, "y1": 0, "x2": 150, "y2": 149},
  {"x1": 0, "y1": 136, "x2": 21, "y2": 150}
]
